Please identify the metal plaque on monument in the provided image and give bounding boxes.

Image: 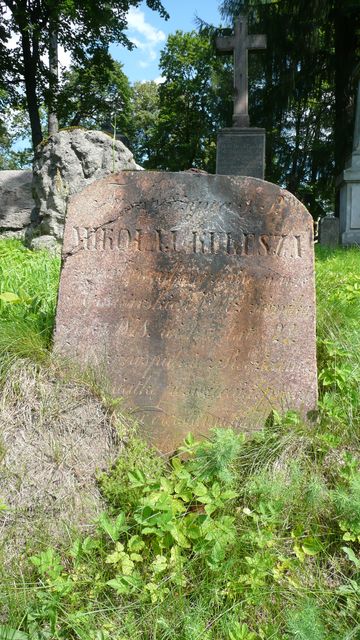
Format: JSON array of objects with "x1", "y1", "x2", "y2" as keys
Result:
[{"x1": 216, "y1": 14, "x2": 266, "y2": 178}]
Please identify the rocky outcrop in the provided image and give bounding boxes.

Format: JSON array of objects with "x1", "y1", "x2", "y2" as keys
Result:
[
  {"x1": 30, "y1": 128, "x2": 142, "y2": 243},
  {"x1": 0, "y1": 170, "x2": 35, "y2": 238}
]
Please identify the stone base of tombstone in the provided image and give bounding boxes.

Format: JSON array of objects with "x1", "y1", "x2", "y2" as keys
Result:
[
  {"x1": 318, "y1": 214, "x2": 340, "y2": 246},
  {"x1": 337, "y1": 150, "x2": 360, "y2": 246},
  {"x1": 216, "y1": 127, "x2": 265, "y2": 178}
]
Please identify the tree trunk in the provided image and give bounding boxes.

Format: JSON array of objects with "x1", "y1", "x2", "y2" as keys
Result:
[
  {"x1": 48, "y1": 22, "x2": 59, "y2": 135},
  {"x1": 21, "y1": 30, "x2": 43, "y2": 150}
]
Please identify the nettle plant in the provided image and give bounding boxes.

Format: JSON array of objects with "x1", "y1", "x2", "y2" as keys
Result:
[
  {"x1": 100, "y1": 431, "x2": 241, "y2": 601},
  {"x1": 31, "y1": 431, "x2": 242, "y2": 608}
]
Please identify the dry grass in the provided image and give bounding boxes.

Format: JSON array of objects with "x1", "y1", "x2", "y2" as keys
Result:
[{"x1": 0, "y1": 358, "x2": 122, "y2": 563}]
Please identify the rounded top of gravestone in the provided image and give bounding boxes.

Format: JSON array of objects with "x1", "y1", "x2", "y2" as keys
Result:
[
  {"x1": 55, "y1": 172, "x2": 317, "y2": 452},
  {"x1": 66, "y1": 172, "x2": 312, "y2": 238}
]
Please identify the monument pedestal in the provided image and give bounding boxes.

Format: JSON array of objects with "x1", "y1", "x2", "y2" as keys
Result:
[
  {"x1": 216, "y1": 127, "x2": 265, "y2": 178},
  {"x1": 337, "y1": 151, "x2": 360, "y2": 246}
]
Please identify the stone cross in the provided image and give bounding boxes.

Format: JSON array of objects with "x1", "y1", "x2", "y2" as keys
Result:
[{"x1": 216, "y1": 14, "x2": 267, "y2": 128}]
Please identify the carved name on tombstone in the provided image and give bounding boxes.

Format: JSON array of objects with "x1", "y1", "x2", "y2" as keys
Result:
[{"x1": 54, "y1": 172, "x2": 317, "y2": 452}]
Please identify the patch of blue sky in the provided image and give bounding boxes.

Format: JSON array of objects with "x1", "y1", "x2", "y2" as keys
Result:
[
  {"x1": 110, "y1": 0, "x2": 223, "y2": 84},
  {"x1": 12, "y1": 1, "x2": 224, "y2": 151}
]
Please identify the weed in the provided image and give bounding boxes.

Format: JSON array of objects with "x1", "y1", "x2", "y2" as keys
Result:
[
  {"x1": 0, "y1": 239, "x2": 60, "y2": 374},
  {"x1": 286, "y1": 601, "x2": 326, "y2": 640},
  {"x1": 0, "y1": 242, "x2": 359, "y2": 638}
]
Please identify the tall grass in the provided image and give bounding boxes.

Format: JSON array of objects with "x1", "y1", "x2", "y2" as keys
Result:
[
  {"x1": 315, "y1": 246, "x2": 360, "y2": 443},
  {"x1": 0, "y1": 239, "x2": 60, "y2": 369},
  {"x1": 0, "y1": 240, "x2": 359, "y2": 640}
]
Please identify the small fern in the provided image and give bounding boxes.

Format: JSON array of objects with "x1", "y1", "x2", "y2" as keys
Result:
[{"x1": 286, "y1": 602, "x2": 326, "y2": 640}]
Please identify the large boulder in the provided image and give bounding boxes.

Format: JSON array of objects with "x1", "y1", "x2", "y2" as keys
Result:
[
  {"x1": 0, "y1": 170, "x2": 35, "y2": 238},
  {"x1": 31, "y1": 128, "x2": 142, "y2": 242}
]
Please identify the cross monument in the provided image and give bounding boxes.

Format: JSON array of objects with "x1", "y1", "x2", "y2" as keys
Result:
[
  {"x1": 215, "y1": 14, "x2": 267, "y2": 178},
  {"x1": 216, "y1": 14, "x2": 267, "y2": 127}
]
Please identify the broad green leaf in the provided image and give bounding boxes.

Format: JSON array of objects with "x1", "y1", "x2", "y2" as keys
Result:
[
  {"x1": 142, "y1": 526, "x2": 158, "y2": 535},
  {"x1": 343, "y1": 531, "x2": 356, "y2": 541},
  {"x1": 121, "y1": 555, "x2": 134, "y2": 575},
  {"x1": 301, "y1": 537, "x2": 322, "y2": 556},
  {"x1": 221, "y1": 490, "x2": 238, "y2": 501},
  {"x1": 194, "y1": 482, "x2": 208, "y2": 497},
  {"x1": 210, "y1": 541, "x2": 225, "y2": 564},
  {"x1": 204, "y1": 503, "x2": 217, "y2": 516},
  {"x1": 151, "y1": 554, "x2": 167, "y2": 574},
  {"x1": 0, "y1": 626, "x2": 29, "y2": 640},
  {"x1": 185, "y1": 523, "x2": 202, "y2": 540},
  {"x1": 128, "y1": 535, "x2": 145, "y2": 553},
  {"x1": 160, "y1": 477, "x2": 173, "y2": 493},
  {"x1": 211, "y1": 482, "x2": 221, "y2": 498},
  {"x1": 98, "y1": 512, "x2": 126, "y2": 541},
  {"x1": 130, "y1": 552, "x2": 143, "y2": 562},
  {"x1": 169, "y1": 525, "x2": 191, "y2": 548},
  {"x1": 342, "y1": 546, "x2": 360, "y2": 568},
  {"x1": 128, "y1": 469, "x2": 146, "y2": 487},
  {"x1": 175, "y1": 480, "x2": 193, "y2": 502},
  {"x1": 0, "y1": 292, "x2": 21, "y2": 303},
  {"x1": 107, "y1": 574, "x2": 140, "y2": 594}
]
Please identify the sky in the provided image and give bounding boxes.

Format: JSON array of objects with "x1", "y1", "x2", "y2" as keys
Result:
[
  {"x1": 7, "y1": 0, "x2": 225, "y2": 150},
  {"x1": 110, "y1": 0, "x2": 224, "y2": 84}
]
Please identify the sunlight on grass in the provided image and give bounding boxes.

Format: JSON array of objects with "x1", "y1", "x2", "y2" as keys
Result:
[
  {"x1": 0, "y1": 240, "x2": 359, "y2": 640},
  {"x1": 0, "y1": 239, "x2": 60, "y2": 369}
]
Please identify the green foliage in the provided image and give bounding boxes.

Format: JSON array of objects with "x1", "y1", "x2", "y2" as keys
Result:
[
  {"x1": 0, "y1": 243, "x2": 360, "y2": 638},
  {"x1": 219, "y1": 1, "x2": 360, "y2": 213},
  {"x1": 0, "y1": 91, "x2": 34, "y2": 169},
  {"x1": 147, "y1": 30, "x2": 232, "y2": 172},
  {"x1": 1, "y1": 0, "x2": 169, "y2": 149},
  {"x1": 99, "y1": 436, "x2": 166, "y2": 511},
  {"x1": 332, "y1": 463, "x2": 360, "y2": 542},
  {"x1": 286, "y1": 602, "x2": 326, "y2": 640},
  {"x1": 57, "y1": 50, "x2": 132, "y2": 139},
  {"x1": 0, "y1": 240, "x2": 60, "y2": 368},
  {"x1": 315, "y1": 246, "x2": 360, "y2": 434},
  {"x1": 4, "y1": 411, "x2": 360, "y2": 638},
  {"x1": 130, "y1": 81, "x2": 160, "y2": 166}
]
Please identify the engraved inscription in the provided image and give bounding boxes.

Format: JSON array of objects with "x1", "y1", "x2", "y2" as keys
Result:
[
  {"x1": 56, "y1": 172, "x2": 317, "y2": 452},
  {"x1": 73, "y1": 226, "x2": 303, "y2": 258},
  {"x1": 217, "y1": 133, "x2": 265, "y2": 178}
]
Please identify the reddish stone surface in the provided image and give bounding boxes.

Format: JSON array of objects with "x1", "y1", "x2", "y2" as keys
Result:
[{"x1": 54, "y1": 172, "x2": 317, "y2": 452}]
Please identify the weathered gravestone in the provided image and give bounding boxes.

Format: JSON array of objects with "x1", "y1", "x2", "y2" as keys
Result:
[
  {"x1": 54, "y1": 172, "x2": 317, "y2": 452},
  {"x1": 318, "y1": 213, "x2": 339, "y2": 247}
]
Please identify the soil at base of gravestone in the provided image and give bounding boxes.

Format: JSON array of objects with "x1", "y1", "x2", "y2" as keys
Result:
[{"x1": 0, "y1": 359, "x2": 122, "y2": 565}]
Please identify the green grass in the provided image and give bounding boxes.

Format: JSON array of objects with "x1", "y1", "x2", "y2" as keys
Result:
[
  {"x1": 0, "y1": 240, "x2": 359, "y2": 640},
  {"x1": 0, "y1": 239, "x2": 61, "y2": 370}
]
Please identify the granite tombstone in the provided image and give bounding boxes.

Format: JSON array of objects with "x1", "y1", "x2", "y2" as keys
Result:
[
  {"x1": 318, "y1": 213, "x2": 339, "y2": 247},
  {"x1": 55, "y1": 172, "x2": 317, "y2": 452}
]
